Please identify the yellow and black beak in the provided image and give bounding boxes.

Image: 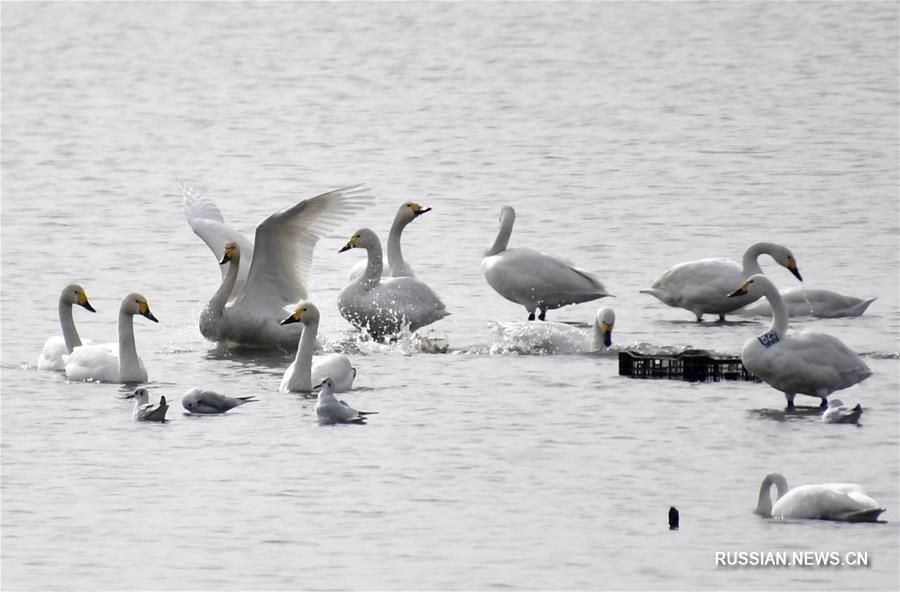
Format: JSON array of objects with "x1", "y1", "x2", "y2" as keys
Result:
[
  {"x1": 787, "y1": 257, "x2": 802, "y2": 282},
  {"x1": 728, "y1": 283, "x2": 749, "y2": 298},
  {"x1": 339, "y1": 236, "x2": 358, "y2": 253},
  {"x1": 601, "y1": 322, "x2": 613, "y2": 348},
  {"x1": 139, "y1": 301, "x2": 159, "y2": 323},
  {"x1": 78, "y1": 293, "x2": 96, "y2": 313},
  {"x1": 219, "y1": 246, "x2": 234, "y2": 265},
  {"x1": 280, "y1": 310, "x2": 302, "y2": 326},
  {"x1": 412, "y1": 203, "x2": 432, "y2": 217}
]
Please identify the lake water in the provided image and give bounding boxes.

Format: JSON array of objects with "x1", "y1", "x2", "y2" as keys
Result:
[{"x1": 2, "y1": 2, "x2": 898, "y2": 590}]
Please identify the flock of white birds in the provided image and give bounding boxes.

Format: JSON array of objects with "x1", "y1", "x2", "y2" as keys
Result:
[{"x1": 37, "y1": 184, "x2": 884, "y2": 521}]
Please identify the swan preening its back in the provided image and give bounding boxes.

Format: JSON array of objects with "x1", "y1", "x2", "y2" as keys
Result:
[
  {"x1": 279, "y1": 301, "x2": 356, "y2": 393},
  {"x1": 348, "y1": 200, "x2": 432, "y2": 280},
  {"x1": 38, "y1": 284, "x2": 96, "y2": 371},
  {"x1": 481, "y1": 206, "x2": 611, "y2": 321},
  {"x1": 729, "y1": 274, "x2": 871, "y2": 408},
  {"x1": 642, "y1": 242, "x2": 802, "y2": 321},
  {"x1": 64, "y1": 293, "x2": 158, "y2": 384},
  {"x1": 183, "y1": 183, "x2": 374, "y2": 347},
  {"x1": 755, "y1": 473, "x2": 885, "y2": 522},
  {"x1": 338, "y1": 228, "x2": 449, "y2": 340}
]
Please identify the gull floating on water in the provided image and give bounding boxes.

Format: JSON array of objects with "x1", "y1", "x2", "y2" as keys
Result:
[
  {"x1": 126, "y1": 387, "x2": 169, "y2": 422},
  {"x1": 822, "y1": 399, "x2": 863, "y2": 424},
  {"x1": 315, "y1": 377, "x2": 377, "y2": 425},
  {"x1": 182, "y1": 388, "x2": 257, "y2": 414}
]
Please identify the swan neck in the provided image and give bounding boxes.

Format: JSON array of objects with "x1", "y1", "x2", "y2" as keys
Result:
[
  {"x1": 387, "y1": 217, "x2": 409, "y2": 277},
  {"x1": 208, "y1": 254, "x2": 241, "y2": 315},
  {"x1": 58, "y1": 298, "x2": 81, "y2": 351},
  {"x1": 359, "y1": 240, "x2": 384, "y2": 287},
  {"x1": 292, "y1": 320, "x2": 318, "y2": 392},
  {"x1": 591, "y1": 319, "x2": 604, "y2": 350},
  {"x1": 741, "y1": 243, "x2": 774, "y2": 277},
  {"x1": 763, "y1": 283, "x2": 789, "y2": 337},
  {"x1": 756, "y1": 473, "x2": 789, "y2": 517},
  {"x1": 485, "y1": 212, "x2": 514, "y2": 256},
  {"x1": 118, "y1": 310, "x2": 140, "y2": 377}
]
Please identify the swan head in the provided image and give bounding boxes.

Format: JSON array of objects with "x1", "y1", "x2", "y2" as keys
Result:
[
  {"x1": 339, "y1": 228, "x2": 379, "y2": 253},
  {"x1": 499, "y1": 205, "x2": 516, "y2": 224},
  {"x1": 121, "y1": 293, "x2": 159, "y2": 322},
  {"x1": 399, "y1": 201, "x2": 431, "y2": 223},
  {"x1": 62, "y1": 283, "x2": 96, "y2": 313},
  {"x1": 280, "y1": 300, "x2": 320, "y2": 326},
  {"x1": 219, "y1": 241, "x2": 240, "y2": 265},
  {"x1": 771, "y1": 246, "x2": 803, "y2": 282},
  {"x1": 126, "y1": 387, "x2": 150, "y2": 404},
  {"x1": 596, "y1": 307, "x2": 616, "y2": 347},
  {"x1": 727, "y1": 274, "x2": 775, "y2": 299}
]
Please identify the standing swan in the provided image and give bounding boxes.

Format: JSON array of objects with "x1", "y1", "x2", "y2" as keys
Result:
[
  {"x1": 481, "y1": 206, "x2": 611, "y2": 320},
  {"x1": 348, "y1": 201, "x2": 432, "y2": 280},
  {"x1": 754, "y1": 473, "x2": 885, "y2": 522},
  {"x1": 184, "y1": 184, "x2": 374, "y2": 347},
  {"x1": 38, "y1": 284, "x2": 96, "y2": 371},
  {"x1": 279, "y1": 301, "x2": 356, "y2": 393},
  {"x1": 64, "y1": 293, "x2": 159, "y2": 383},
  {"x1": 728, "y1": 274, "x2": 871, "y2": 408},
  {"x1": 337, "y1": 228, "x2": 449, "y2": 340},
  {"x1": 642, "y1": 242, "x2": 802, "y2": 321}
]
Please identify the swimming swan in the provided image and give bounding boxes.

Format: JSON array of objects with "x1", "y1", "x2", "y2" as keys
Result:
[
  {"x1": 315, "y1": 377, "x2": 377, "y2": 424},
  {"x1": 754, "y1": 473, "x2": 884, "y2": 522},
  {"x1": 181, "y1": 388, "x2": 257, "y2": 414},
  {"x1": 729, "y1": 274, "x2": 871, "y2": 408},
  {"x1": 126, "y1": 387, "x2": 169, "y2": 422},
  {"x1": 822, "y1": 398, "x2": 863, "y2": 424},
  {"x1": 64, "y1": 293, "x2": 159, "y2": 383},
  {"x1": 338, "y1": 228, "x2": 449, "y2": 340},
  {"x1": 38, "y1": 284, "x2": 96, "y2": 371},
  {"x1": 642, "y1": 242, "x2": 802, "y2": 321},
  {"x1": 481, "y1": 206, "x2": 610, "y2": 320},
  {"x1": 279, "y1": 301, "x2": 356, "y2": 393},
  {"x1": 737, "y1": 287, "x2": 876, "y2": 318},
  {"x1": 348, "y1": 201, "x2": 431, "y2": 280},
  {"x1": 491, "y1": 307, "x2": 616, "y2": 354},
  {"x1": 186, "y1": 185, "x2": 374, "y2": 347}
]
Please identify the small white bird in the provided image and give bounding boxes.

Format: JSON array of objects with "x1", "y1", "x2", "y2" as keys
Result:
[
  {"x1": 38, "y1": 283, "x2": 97, "y2": 371},
  {"x1": 315, "y1": 377, "x2": 377, "y2": 425},
  {"x1": 181, "y1": 388, "x2": 256, "y2": 414},
  {"x1": 126, "y1": 387, "x2": 169, "y2": 422},
  {"x1": 822, "y1": 399, "x2": 863, "y2": 424},
  {"x1": 755, "y1": 472, "x2": 885, "y2": 522}
]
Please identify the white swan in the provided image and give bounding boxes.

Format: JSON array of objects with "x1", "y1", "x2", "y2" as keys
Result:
[
  {"x1": 490, "y1": 307, "x2": 616, "y2": 354},
  {"x1": 181, "y1": 388, "x2": 256, "y2": 414},
  {"x1": 754, "y1": 473, "x2": 885, "y2": 522},
  {"x1": 822, "y1": 398, "x2": 863, "y2": 424},
  {"x1": 642, "y1": 242, "x2": 803, "y2": 321},
  {"x1": 64, "y1": 293, "x2": 158, "y2": 383},
  {"x1": 315, "y1": 377, "x2": 376, "y2": 424},
  {"x1": 38, "y1": 284, "x2": 96, "y2": 371},
  {"x1": 338, "y1": 228, "x2": 449, "y2": 340},
  {"x1": 279, "y1": 301, "x2": 356, "y2": 393},
  {"x1": 738, "y1": 287, "x2": 876, "y2": 318},
  {"x1": 481, "y1": 206, "x2": 610, "y2": 320},
  {"x1": 348, "y1": 201, "x2": 431, "y2": 280},
  {"x1": 184, "y1": 184, "x2": 373, "y2": 347},
  {"x1": 729, "y1": 274, "x2": 871, "y2": 408},
  {"x1": 126, "y1": 387, "x2": 169, "y2": 422}
]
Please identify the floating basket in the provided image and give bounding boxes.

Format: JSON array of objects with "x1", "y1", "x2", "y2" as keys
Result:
[{"x1": 618, "y1": 349, "x2": 759, "y2": 382}]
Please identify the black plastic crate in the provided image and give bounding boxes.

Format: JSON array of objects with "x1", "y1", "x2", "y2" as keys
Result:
[{"x1": 618, "y1": 350, "x2": 759, "y2": 382}]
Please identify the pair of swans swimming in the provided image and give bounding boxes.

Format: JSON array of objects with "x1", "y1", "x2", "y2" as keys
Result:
[
  {"x1": 39, "y1": 284, "x2": 159, "y2": 383},
  {"x1": 642, "y1": 242, "x2": 875, "y2": 320},
  {"x1": 755, "y1": 472, "x2": 884, "y2": 522},
  {"x1": 185, "y1": 184, "x2": 448, "y2": 345}
]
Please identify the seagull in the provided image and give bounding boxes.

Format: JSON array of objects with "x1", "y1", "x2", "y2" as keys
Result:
[
  {"x1": 181, "y1": 388, "x2": 257, "y2": 414},
  {"x1": 315, "y1": 377, "x2": 377, "y2": 425},
  {"x1": 126, "y1": 387, "x2": 168, "y2": 422},
  {"x1": 822, "y1": 399, "x2": 863, "y2": 424}
]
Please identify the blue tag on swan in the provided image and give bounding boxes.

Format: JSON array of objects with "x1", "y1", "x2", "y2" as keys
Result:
[{"x1": 757, "y1": 330, "x2": 780, "y2": 348}]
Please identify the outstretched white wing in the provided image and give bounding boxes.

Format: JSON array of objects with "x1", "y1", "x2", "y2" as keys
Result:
[
  {"x1": 234, "y1": 184, "x2": 374, "y2": 313},
  {"x1": 181, "y1": 183, "x2": 254, "y2": 296}
]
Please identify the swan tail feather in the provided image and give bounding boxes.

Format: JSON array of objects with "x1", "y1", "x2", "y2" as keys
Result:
[{"x1": 830, "y1": 508, "x2": 885, "y2": 522}]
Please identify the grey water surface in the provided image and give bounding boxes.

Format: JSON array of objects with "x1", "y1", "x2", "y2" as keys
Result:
[{"x1": 2, "y1": 2, "x2": 898, "y2": 590}]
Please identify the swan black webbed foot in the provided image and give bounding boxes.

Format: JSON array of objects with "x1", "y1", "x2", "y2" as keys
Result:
[
  {"x1": 538, "y1": 308, "x2": 547, "y2": 321},
  {"x1": 527, "y1": 311, "x2": 535, "y2": 321}
]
